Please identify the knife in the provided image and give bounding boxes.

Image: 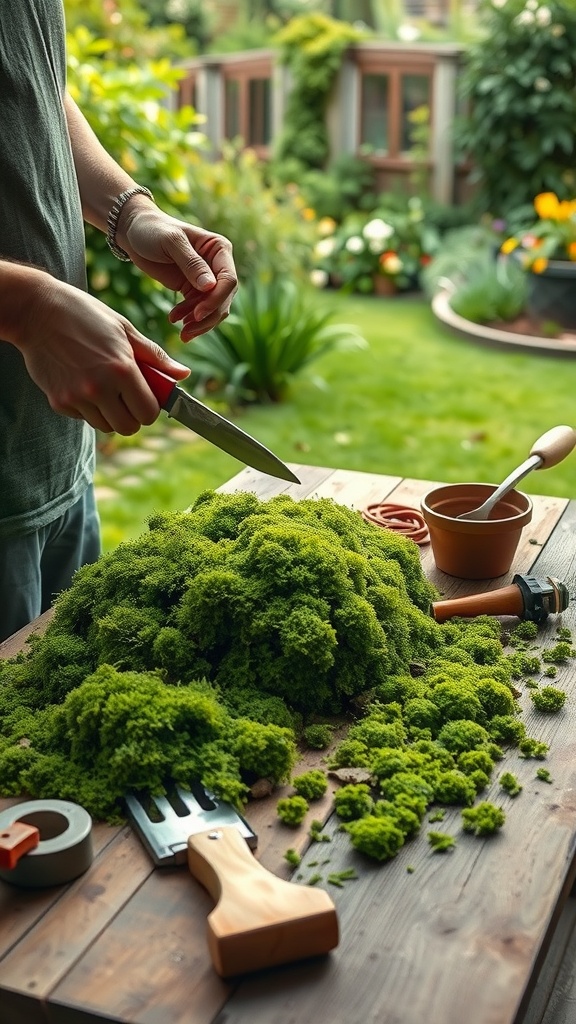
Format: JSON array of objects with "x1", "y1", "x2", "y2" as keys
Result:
[{"x1": 137, "y1": 361, "x2": 300, "y2": 484}]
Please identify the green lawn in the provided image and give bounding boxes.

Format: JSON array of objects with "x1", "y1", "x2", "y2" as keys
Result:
[{"x1": 95, "y1": 293, "x2": 576, "y2": 550}]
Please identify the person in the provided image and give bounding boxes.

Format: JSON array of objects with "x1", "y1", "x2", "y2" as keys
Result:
[{"x1": 0, "y1": 0, "x2": 238, "y2": 643}]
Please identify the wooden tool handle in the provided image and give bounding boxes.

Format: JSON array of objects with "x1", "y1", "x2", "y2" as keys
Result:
[
  {"x1": 0, "y1": 821, "x2": 40, "y2": 870},
  {"x1": 531, "y1": 425, "x2": 576, "y2": 469},
  {"x1": 187, "y1": 826, "x2": 339, "y2": 978},
  {"x1": 432, "y1": 585, "x2": 525, "y2": 623}
]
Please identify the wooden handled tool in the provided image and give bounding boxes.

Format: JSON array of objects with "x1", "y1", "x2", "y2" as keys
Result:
[
  {"x1": 126, "y1": 785, "x2": 339, "y2": 977},
  {"x1": 188, "y1": 826, "x2": 339, "y2": 978},
  {"x1": 432, "y1": 574, "x2": 569, "y2": 624},
  {"x1": 457, "y1": 425, "x2": 576, "y2": 521}
]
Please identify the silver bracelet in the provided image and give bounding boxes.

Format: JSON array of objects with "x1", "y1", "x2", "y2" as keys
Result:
[{"x1": 106, "y1": 185, "x2": 155, "y2": 261}]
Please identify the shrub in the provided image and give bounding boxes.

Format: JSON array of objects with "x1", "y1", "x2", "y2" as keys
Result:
[
  {"x1": 455, "y1": 0, "x2": 576, "y2": 215},
  {"x1": 186, "y1": 275, "x2": 367, "y2": 404},
  {"x1": 67, "y1": 29, "x2": 317, "y2": 351}
]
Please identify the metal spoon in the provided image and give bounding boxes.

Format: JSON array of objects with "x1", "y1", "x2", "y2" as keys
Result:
[{"x1": 457, "y1": 425, "x2": 576, "y2": 521}]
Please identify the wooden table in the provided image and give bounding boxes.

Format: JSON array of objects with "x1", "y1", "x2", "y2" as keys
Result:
[{"x1": 2, "y1": 464, "x2": 576, "y2": 1024}]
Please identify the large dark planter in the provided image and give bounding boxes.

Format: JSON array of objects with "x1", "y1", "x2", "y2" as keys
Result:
[{"x1": 527, "y1": 259, "x2": 576, "y2": 329}]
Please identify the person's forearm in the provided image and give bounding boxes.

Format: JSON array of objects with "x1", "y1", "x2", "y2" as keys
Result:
[
  {"x1": 0, "y1": 260, "x2": 51, "y2": 348},
  {"x1": 63, "y1": 93, "x2": 154, "y2": 236}
]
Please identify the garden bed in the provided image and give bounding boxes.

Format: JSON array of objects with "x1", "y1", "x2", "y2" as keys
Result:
[{"x1": 432, "y1": 288, "x2": 576, "y2": 358}]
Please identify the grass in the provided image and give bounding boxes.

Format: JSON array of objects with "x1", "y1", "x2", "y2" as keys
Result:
[{"x1": 95, "y1": 293, "x2": 576, "y2": 551}]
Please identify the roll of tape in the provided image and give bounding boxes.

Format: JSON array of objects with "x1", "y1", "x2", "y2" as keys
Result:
[{"x1": 0, "y1": 799, "x2": 93, "y2": 888}]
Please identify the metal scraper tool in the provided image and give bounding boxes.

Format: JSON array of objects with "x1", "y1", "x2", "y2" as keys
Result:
[{"x1": 126, "y1": 784, "x2": 339, "y2": 978}]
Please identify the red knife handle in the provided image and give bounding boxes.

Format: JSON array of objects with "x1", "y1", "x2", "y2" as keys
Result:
[
  {"x1": 0, "y1": 821, "x2": 40, "y2": 870},
  {"x1": 136, "y1": 360, "x2": 177, "y2": 409}
]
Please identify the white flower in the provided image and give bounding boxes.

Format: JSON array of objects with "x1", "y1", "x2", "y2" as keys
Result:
[
  {"x1": 315, "y1": 237, "x2": 337, "y2": 259},
  {"x1": 368, "y1": 239, "x2": 386, "y2": 254},
  {"x1": 362, "y1": 218, "x2": 394, "y2": 242},
  {"x1": 491, "y1": 0, "x2": 507, "y2": 7},
  {"x1": 526, "y1": 0, "x2": 538, "y2": 9},
  {"x1": 551, "y1": 23, "x2": 565, "y2": 35},
  {"x1": 397, "y1": 23, "x2": 421, "y2": 41},
  {"x1": 514, "y1": 9, "x2": 535, "y2": 24},
  {"x1": 310, "y1": 269, "x2": 329, "y2": 289},
  {"x1": 535, "y1": 5, "x2": 552, "y2": 24},
  {"x1": 534, "y1": 76, "x2": 551, "y2": 92},
  {"x1": 345, "y1": 235, "x2": 365, "y2": 254}
]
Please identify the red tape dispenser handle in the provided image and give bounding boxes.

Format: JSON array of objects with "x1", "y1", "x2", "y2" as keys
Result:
[{"x1": 0, "y1": 821, "x2": 40, "y2": 870}]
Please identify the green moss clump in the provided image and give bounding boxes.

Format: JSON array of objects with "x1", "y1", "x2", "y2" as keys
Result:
[
  {"x1": 530, "y1": 686, "x2": 567, "y2": 712},
  {"x1": 428, "y1": 831, "x2": 456, "y2": 852},
  {"x1": 333, "y1": 783, "x2": 374, "y2": 821},
  {"x1": 292, "y1": 769, "x2": 328, "y2": 801},
  {"x1": 0, "y1": 665, "x2": 297, "y2": 820},
  {"x1": 542, "y1": 643, "x2": 574, "y2": 664},
  {"x1": 303, "y1": 724, "x2": 334, "y2": 749},
  {"x1": 519, "y1": 737, "x2": 549, "y2": 759},
  {"x1": 462, "y1": 802, "x2": 505, "y2": 836},
  {"x1": 500, "y1": 771, "x2": 522, "y2": 797},
  {"x1": 509, "y1": 621, "x2": 539, "y2": 644},
  {"x1": 277, "y1": 795, "x2": 309, "y2": 826},
  {"x1": 344, "y1": 815, "x2": 405, "y2": 862}
]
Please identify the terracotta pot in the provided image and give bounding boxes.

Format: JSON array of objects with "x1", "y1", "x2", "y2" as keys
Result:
[
  {"x1": 373, "y1": 273, "x2": 397, "y2": 297},
  {"x1": 420, "y1": 483, "x2": 533, "y2": 580}
]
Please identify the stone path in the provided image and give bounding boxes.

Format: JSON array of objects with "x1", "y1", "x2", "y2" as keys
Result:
[{"x1": 94, "y1": 425, "x2": 197, "y2": 503}]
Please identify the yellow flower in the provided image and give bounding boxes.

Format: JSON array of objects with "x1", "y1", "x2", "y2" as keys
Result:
[
  {"x1": 317, "y1": 216, "x2": 337, "y2": 236},
  {"x1": 531, "y1": 256, "x2": 549, "y2": 274},
  {"x1": 568, "y1": 242, "x2": 576, "y2": 260},
  {"x1": 302, "y1": 207, "x2": 316, "y2": 221},
  {"x1": 556, "y1": 200, "x2": 576, "y2": 221},
  {"x1": 534, "y1": 192, "x2": 560, "y2": 220},
  {"x1": 501, "y1": 238, "x2": 519, "y2": 254}
]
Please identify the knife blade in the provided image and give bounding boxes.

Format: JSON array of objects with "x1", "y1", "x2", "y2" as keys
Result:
[{"x1": 137, "y1": 361, "x2": 300, "y2": 484}]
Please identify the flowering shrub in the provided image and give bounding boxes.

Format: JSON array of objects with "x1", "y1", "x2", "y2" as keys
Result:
[
  {"x1": 501, "y1": 192, "x2": 576, "y2": 272},
  {"x1": 311, "y1": 199, "x2": 441, "y2": 294},
  {"x1": 456, "y1": 0, "x2": 576, "y2": 214}
]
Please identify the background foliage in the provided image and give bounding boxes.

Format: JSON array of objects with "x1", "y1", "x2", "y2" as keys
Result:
[
  {"x1": 66, "y1": 28, "x2": 315, "y2": 352},
  {"x1": 272, "y1": 13, "x2": 365, "y2": 173},
  {"x1": 456, "y1": 0, "x2": 576, "y2": 216}
]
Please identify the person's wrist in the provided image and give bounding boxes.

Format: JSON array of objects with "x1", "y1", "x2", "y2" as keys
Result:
[
  {"x1": 106, "y1": 186, "x2": 156, "y2": 261},
  {"x1": 0, "y1": 265, "x2": 54, "y2": 349}
]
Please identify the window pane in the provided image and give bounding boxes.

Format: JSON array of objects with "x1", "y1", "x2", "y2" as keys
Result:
[
  {"x1": 400, "y1": 74, "x2": 430, "y2": 155},
  {"x1": 248, "y1": 78, "x2": 271, "y2": 146},
  {"x1": 225, "y1": 78, "x2": 240, "y2": 138},
  {"x1": 360, "y1": 73, "x2": 389, "y2": 155}
]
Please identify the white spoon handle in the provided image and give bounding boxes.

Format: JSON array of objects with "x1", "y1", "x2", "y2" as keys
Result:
[
  {"x1": 458, "y1": 425, "x2": 576, "y2": 521},
  {"x1": 530, "y1": 424, "x2": 576, "y2": 468}
]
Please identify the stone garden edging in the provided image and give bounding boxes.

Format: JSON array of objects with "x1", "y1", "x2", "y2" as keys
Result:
[{"x1": 431, "y1": 288, "x2": 576, "y2": 359}]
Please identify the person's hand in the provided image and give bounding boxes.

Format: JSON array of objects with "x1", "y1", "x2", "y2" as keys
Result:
[
  {"x1": 14, "y1": 274, "x2": 190, "y2": 435},
  {"x1": 120, "y1": 206, "x2": 238, "y2": 341}
]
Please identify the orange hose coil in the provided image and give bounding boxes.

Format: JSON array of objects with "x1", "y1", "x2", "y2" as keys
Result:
[{"x1": 361, "y1": 502, "x2": 430, "y2": 545}]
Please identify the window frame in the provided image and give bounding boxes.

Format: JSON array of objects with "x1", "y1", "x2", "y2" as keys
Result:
[
  {"x1": 221, "y1": 56, "x2": 273, "y2": 156},
  {"x1": 356, "y1": 50, "x2": 435, "y2": 170}
]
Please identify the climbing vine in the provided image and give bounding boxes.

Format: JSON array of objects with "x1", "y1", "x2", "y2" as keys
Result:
[{"x1": 273, "y1": 13, "x2": 365, "y2": 172}]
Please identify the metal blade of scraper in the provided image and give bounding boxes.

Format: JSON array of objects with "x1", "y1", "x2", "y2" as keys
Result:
[{"x1": 125, "y1": 784, "x2": 257, "y2": 866}]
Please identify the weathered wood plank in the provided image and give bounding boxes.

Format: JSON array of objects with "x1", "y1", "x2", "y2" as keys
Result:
[
  {"x1": 48, "y1": 865, "x2": 232, "y2": 1024},
  {"x1": 0, "y1": 826, "x2": 152, "y2": 1022},
  {"x1": 0, "y1": 819, "x2": 119, "y2": 957},
  {"x1": 521, "y1": 896, "x2": 576, "y2": 1024},
  {"x1": 210, "y1": 608, "x2": 576, "y2": 1024}
]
